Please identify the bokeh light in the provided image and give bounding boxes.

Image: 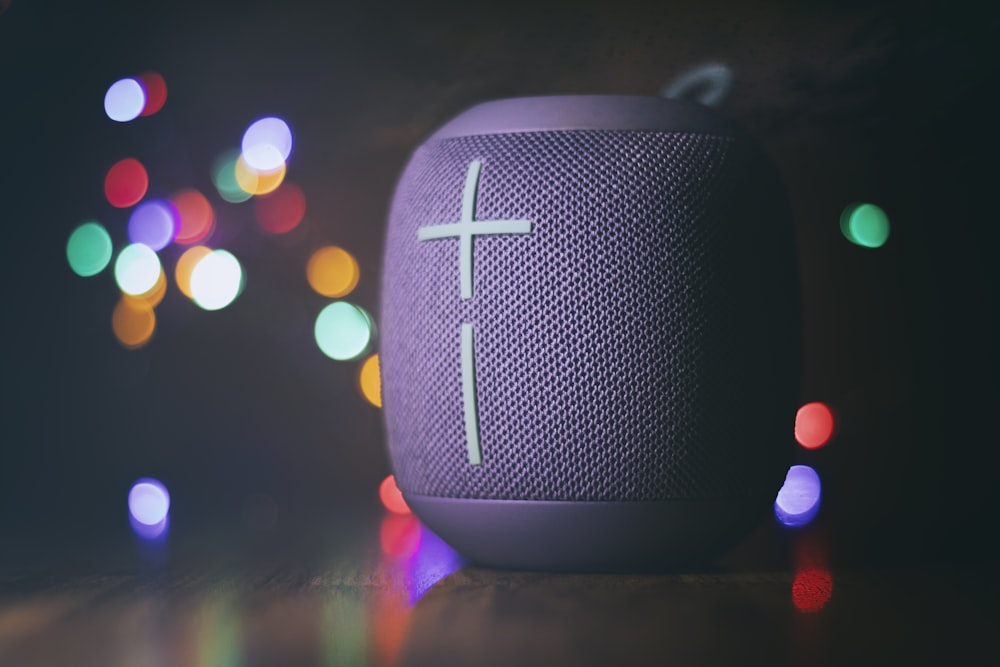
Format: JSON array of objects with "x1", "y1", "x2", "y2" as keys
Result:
[
  {"x1": 381, "y1": 513, "x2": 422, "y2": 559},
  {"x1": 115, "y1": 243, "x2": 162, "y2": 296},
  {"x1": 379, "y1": 474, "x2": 410, "y2": 514},
  {"x1": 792, "y1": 567, "x2": 834, "y2": 612},
  {"x1": 314, "y1": 302, "x2": 373, "y2": 361},
  {"x1": 241, "y1": 116, "x2": 293, "y2": 171},
  {"x1": 795, "y1": 401, "x2": 835, "y2": 449},
  {"x1": 129, "y1": 478, "x2": 170, "y2": 525},
  {"x1": 127, "y1": 199, "x2": 178, "y2": 251},
  {"x1": 137, "y1": 71, "x2": 167, "y2": 116},
  {"x1": 774, "y1": 465, "x2": 822, "y2": 528},
  {"x1": 132, "y1": 267, "x2": 167, "y2": 308},
  {"x1": 175, "y1": 245, "x2": 213, "y2": 299},
  {"x1": 190, "y1": 249, "x2": 243, "y2": 311},
  {"x1": 66, "y1": 221, "x2": 112, "y2": 277},
  {"x1": 360, "y1": 354, "x2": 382, "y2": 408},
  {"x1": 406, "y1": 525, "x2": 464, "y2": 606},
  {"x1": 254, "y1": 181, "x2": 306, "y2": 234},
  {"x1": 211, "y1": 150, "x2": 252, "y2": 203},
  {"x1": 235, "y1": 155, "x2": 285, "y2": 196},
  {"x1": 170, "y1": 188, "x2": 215, "y2": 245},
  {"x1": 307, "y1": 246, "x2": 360, "y2": 298},
  {"x1": 104, "y1": 158, "x2": 149, "y2": 208},
  {"x1": 841, "y1": 202, "x2": 890, "y2": 248},
  {"x1": 104, "y1": 78, "x2": 145, "y2": 122},
  {"x1": 112, "y1": 296, "x2": 156, "y2": 348},
  {"x1": 662, "y1": 61, "x2": 734, "y2": 108}
]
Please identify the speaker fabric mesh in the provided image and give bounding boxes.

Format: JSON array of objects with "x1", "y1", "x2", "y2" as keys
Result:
[{"x1": 381, "y1": 129, "x2": 794, "y2": 502}]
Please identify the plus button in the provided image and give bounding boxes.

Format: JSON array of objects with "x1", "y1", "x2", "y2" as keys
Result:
[{"x1": 417, "y1": 160, "x2": 532, "y2": 300}]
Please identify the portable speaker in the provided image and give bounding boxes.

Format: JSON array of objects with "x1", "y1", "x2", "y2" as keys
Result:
[{"x1": 380, "y1": 95, "x2": 800, "y2": 571}]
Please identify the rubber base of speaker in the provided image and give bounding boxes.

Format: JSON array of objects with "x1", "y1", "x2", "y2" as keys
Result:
[{"x1": 406, "y1": 493, "x2": 769, "y2": 572}]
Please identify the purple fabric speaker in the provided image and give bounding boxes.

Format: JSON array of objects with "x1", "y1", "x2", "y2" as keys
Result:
[{"x1": 380, "y1": 95, "x2": 800, "y2": 571}]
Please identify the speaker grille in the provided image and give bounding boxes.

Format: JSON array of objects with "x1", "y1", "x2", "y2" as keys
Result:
[{"x1": 382, "y1": 129, "x2": 795, "y2": 502}]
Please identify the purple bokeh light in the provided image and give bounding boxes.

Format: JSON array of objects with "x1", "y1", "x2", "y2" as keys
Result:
[
  {"x1": 129, "y1": 478, "x2": 171, "y2": 526},
  {"x1": 127, "y1": 199, "x2": 178, "y2": 251},
  {"x1": 406, "y1": 524, "x2": 464, "y2": 605},
  {"x1": 774, "y1": 465, "x2": 822, "y2": 527}
]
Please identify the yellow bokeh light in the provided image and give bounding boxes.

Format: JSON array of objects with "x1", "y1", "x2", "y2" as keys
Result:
[
  {"x1": 235, "y1": 154, "x2": 286, "y2": 196},
  {"x1": 175, "y1": 245, "x2": 213, "y2": 299},
  {"x1": 307, "y1": 246, "x2": 360, "y2": 298},
  {"x1": 359, "y1": 354, "x2": 382, "y2": 408},
  {"x1": 112, "y1": 297, "x2": 156, "y2": 349}
]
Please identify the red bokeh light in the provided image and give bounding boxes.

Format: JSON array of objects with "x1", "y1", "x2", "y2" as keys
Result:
[
  {"x1": 379, "y1": 474, "x2": 411, "y2": 515},
  {"x1": 794, "y1": 401, "x2": 835, "y2": 449},
  {"x1": 380, "y1": 513, "x2": 421, "y2": 558},
  {"x1": 104, "y1": 158, "x2": 148, "y2": 208},
  {"x1": 138, "y1": 71, "x2": 167, "y2": 116},
  {"x1": 253, "y1": 181, "x2": 306, "y2": 234},
  {"x1": 792, "y1": 567, "x2": 833, "y2": 612},
  {"x1": 170, "y1": 189, "x2": 215, "y2": 245}
]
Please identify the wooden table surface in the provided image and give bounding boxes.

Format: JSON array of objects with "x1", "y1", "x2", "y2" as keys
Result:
[{"x1": 1, "y1": 514, "x2": 996, "y2": 667}]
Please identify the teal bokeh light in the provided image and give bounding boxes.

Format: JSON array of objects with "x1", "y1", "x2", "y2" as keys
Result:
[
  {"x1": 314, "y1": 302, "x2": 373, "y2": 361},
  {"x1": 211, "y1": 149, "x2": 252, "y2": 203},
  {"x1": 67, "y1": 221, "x2": 113, "y2": 277},
  {"x1": 841, "y1": 203, "x2": 890, "y2": 248}
]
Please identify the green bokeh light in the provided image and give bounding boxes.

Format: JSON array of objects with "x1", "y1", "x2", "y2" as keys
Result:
[
  {"x1": 841, "y1": 203, "x2": 890, "y2": 248},
  {"x1": 66, "y1": 221, "x2": 113, "y2": 277},
  {"x1": 212, "y1": 149, "x2": 252, "y2": 204},
  {"x1": 314, "y1": 302, "x2": 373, "y2": 361}
]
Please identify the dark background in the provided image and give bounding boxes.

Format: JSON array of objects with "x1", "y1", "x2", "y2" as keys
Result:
[{"x1": 1, "y1": 0, "x2": 997, "y2": 570}]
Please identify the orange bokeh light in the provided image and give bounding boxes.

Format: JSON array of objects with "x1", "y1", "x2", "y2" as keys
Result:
[
  {"x1": 235, "y1": 154, "x2": 285, "y2": 196},
  {"x1": 174, "y1": 245, "x2": 213, "y2": 299},
  {"x1": 379, "y1": 474, "x2": 411, "y2": 515},
  {"x1": 306, "y1": 246, "x2": 359, "y2": 298},
  {"x1": 112, "y1": 297, "x2": 156, "y2": 349},
  {"x1": 359, "y1": 354, "x2": 382, "y2": 408},
  {"x1": 131, "y1": 267, "x2": 167, "y2": 308}
]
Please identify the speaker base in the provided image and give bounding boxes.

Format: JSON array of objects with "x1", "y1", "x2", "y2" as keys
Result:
[{"x1": 405, "y1": 493, "x2": 770, "y2": 572}]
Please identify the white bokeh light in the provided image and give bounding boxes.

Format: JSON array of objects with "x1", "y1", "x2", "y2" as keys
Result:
[
  {"x1": 241, "y1": 117, "x2": 293, "y2": 171},
  {"x1": 114, "y1": 243, "x2": 162, "y2": 296},
  {"x1": 104, "y1": 78, "x2": 146, "y2": 122},
  {"x1": 190, "y1": 249, "x2": 244, "y2": 310}
]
